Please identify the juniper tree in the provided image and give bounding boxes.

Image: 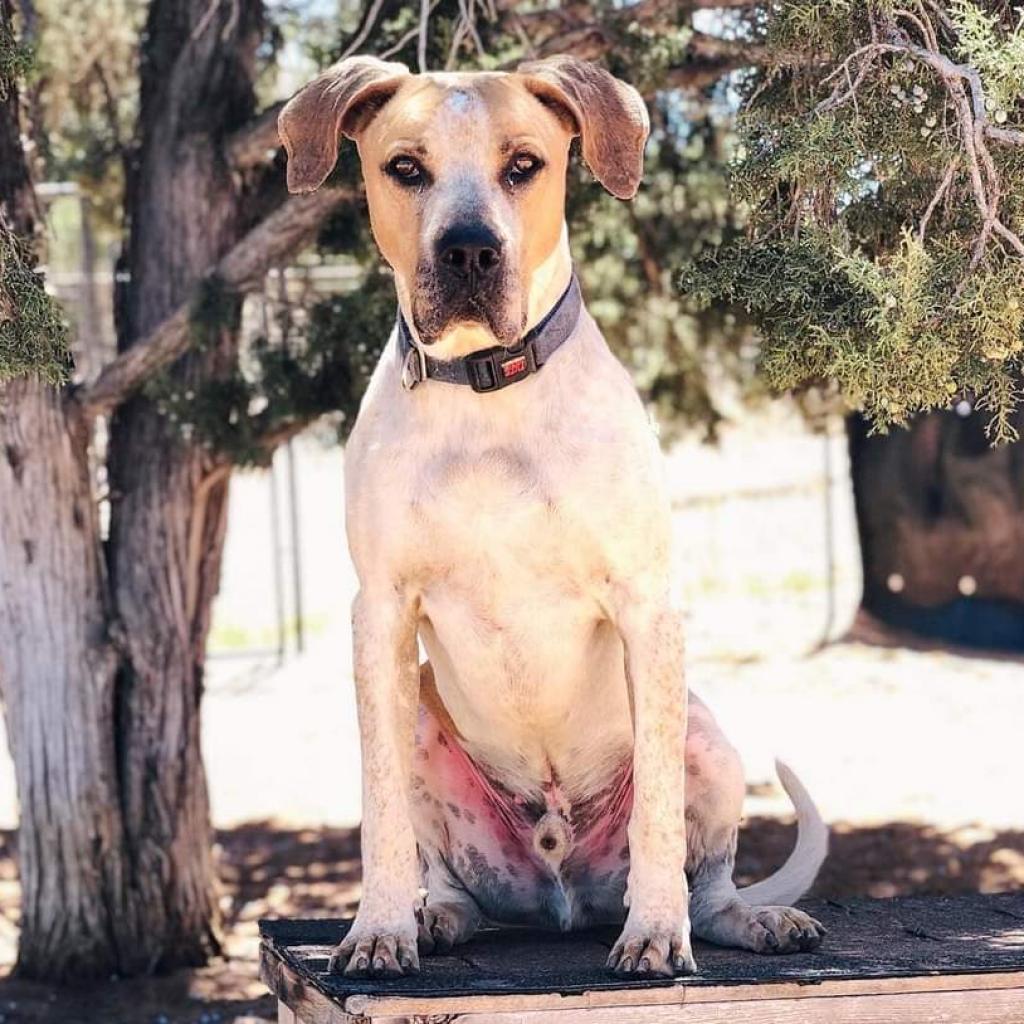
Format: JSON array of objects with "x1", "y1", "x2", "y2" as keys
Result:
[{"x1": 682, "y1": 1, "x2": 1024, "y2": 647}]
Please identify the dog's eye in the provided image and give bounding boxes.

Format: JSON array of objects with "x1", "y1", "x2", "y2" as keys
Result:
[
  {"x1": 507, "y1": 153, "x2": 543, "y2": 187},
  {"x1": 386, "y1": 156, "x2": 424, "y2": 185}
]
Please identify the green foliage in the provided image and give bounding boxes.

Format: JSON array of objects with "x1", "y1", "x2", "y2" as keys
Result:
[
  {"x1": 951, "y1": 0, "x2": 1024, "y2": 113},
  {"x1": 0, "y1": 16, "x2": 32, "y2": 98},
  {"x1": 681, "y1": 1, "x2": 1024, "y2": 440},
  {"x1": 571, "y1": 104, "x2": 757, "y2": 440},
  {"x1": 189, "y1": 275, "x2": 241, "y2": 352},
  {"x1": 0, "y1": 14, "x2": 72, "y2": 387},
  {"x1": 34, "y1": 0, "x2": 145, "y2": 232},
  {"x1": 0, "y1": 225, "x2": 72, "y2": 387},
  {"x1": 605, "y1": 16, "x2": 694, "y2": 96},
  {"x1": 150, "y1": 261, "x2": 393, "y2": 467}
]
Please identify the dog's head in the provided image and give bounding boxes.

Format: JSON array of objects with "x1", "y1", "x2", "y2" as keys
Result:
[{"x1": 279, "y1": 56, "x2": 648, "y2": 355}]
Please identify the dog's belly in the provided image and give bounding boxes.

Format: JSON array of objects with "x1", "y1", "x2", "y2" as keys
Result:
[
  {"x1": 413, "y1": 701, "x2": 632, "y2": 930},
  {"x1": 411, "y1": 689, "x2": 745, "y2": 931}
]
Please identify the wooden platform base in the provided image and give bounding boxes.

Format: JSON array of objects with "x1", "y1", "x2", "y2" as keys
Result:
[{"x1": 260, "y1": 893, "x2": 1024, "y2": 1022}]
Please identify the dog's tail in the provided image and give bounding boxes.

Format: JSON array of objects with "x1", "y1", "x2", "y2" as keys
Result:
[{"x1": 736, "y1": 759, "x2": 828, "y2": 907}]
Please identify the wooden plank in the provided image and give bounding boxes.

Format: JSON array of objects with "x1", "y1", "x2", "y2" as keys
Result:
[
  {"x1": 261, "y1": 894, "x2": 1024, "y2": 1001},
  {"x1": 262, "y1": 946, "x2": 356, "y2": 1024},
  {"x1": 360, "y1": 987, "x2": 1024, "y2": 1023},
  {"x1": 342, "y1": 971, "x2": 1024, "y2": 1018}
]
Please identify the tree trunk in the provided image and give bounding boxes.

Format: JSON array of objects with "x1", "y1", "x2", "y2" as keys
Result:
[
  {"x1": 1, "y1": 0, "x2": 127, "y2": 978},
  {"x1": 848, "y1": 410, "x2": 1024, "y2": 651},
  {"x1": 2, "y1": 0, "x2": 275, "y2": 980},
  {"x1": 0, "y1": 383, "x2": 131, "y2": 978},
  {"x1": 102, "y1": 0, "x2": 266, "y2": 972}
]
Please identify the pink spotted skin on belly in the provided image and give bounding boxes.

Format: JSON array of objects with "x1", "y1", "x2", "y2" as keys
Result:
[{"x1": 412, "y1": 706, "x2": 633, "y2": 930}]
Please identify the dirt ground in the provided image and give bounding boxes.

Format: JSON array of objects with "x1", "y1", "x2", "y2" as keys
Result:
[{"x1": 0, "y1": 418, "x2": 1021, "y2": 1022}]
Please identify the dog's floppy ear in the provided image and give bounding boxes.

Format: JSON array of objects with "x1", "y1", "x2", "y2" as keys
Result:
[
  {"x1": 516, "y1": 56, "x2": 649, "y2": 200},
  {"x1": 278, "y1": 55, "x2": 410, "y2": 194}
]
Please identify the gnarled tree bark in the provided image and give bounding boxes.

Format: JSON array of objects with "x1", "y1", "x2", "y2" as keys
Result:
[
  {"x1": 0, "y1": 0, "x2": 127, "y2": 979},
  {"x1": 0, "y1": 0, "x2": 345, "y2": 980},
  {"x1": 101, "y1": 0, "x2": 267, "y2": 972}
]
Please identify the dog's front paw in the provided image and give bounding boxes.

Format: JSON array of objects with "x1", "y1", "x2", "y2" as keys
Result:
[
  {"x1": 745, "y1": 906, "x2": 826, "y2": 955},
  {"x1": 327, "y1": 921, "x2": 419, "y2": 977},
  {"x1": 607, "y1": 920, "x2": 697, "y2": 977}
]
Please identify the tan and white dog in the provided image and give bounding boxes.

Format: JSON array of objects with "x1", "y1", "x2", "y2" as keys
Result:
[{"x1": 279, "y1": 54, "x2": 828, "y2": 979}]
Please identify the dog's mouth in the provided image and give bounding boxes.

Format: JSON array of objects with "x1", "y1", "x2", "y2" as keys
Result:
[{"x1": 413, "y1": 281, "x2": 523, "y2": 348}]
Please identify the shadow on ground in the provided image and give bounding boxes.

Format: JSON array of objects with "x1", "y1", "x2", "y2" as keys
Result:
[
  {"x1": 738, "y1": 816, "x2": 1024, "y2": 898},
  {"x1": 0, "y1": 817, "x2": 1018, "y2": 1023}
]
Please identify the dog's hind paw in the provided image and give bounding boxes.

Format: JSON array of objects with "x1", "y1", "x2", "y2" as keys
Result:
[
  {"x1": 327, "y1": 926, "x2": 420, "y2": 977},
  {"x1": 416, "y1": 901, "x2": 479, "y2": 955},
  {"x1": 607, "y1": 925, "x2": 697, "y2": 977},
  {"x1": 744, "y1": 906, "x2": 826, "y2": 955}
]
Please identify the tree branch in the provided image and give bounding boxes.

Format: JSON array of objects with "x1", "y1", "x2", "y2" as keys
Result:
[
  {"x1": 228, "y1": 0, "x2": 397, "y2": 172},
  {"x1": 918, "y1": 156, "x2": 958, "y2": 243},
  {"x1": 686, "y1": 31, "x2": 769, "y2": 66},
  {"x1": 496, "y1": 0, "x2": 759, "y2": 11},
  {"x1": 225, "y1": 100, "x2": 286, "y2": 171},
  {"x1": 810, "y1": 23, "x2": 1024, "y2": 280},
  {"x1": 517, "y1": 28, "x2": 771, "y2": 92},
  {"x1": 75, "y1": 187, "x2": 355, "y2": 418},
  {"x1": 228, "y1": 1, "x2": 769, "y2": 171},
  {"x1": 987, "y1": 125, "x2": 1024, "y2": 147}
]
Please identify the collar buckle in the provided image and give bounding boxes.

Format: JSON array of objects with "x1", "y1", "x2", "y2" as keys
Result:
[
  {"x1": 466, "y1": 339, "x2": 538, "y2": 393},
  {"x1": 401, "y1": 344, "x2": 428, "y2": 391}
]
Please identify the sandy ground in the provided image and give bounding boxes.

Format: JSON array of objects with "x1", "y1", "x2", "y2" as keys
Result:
[{"x1": 0, "y1": 413, "x2": 1021, "y2": 1022}]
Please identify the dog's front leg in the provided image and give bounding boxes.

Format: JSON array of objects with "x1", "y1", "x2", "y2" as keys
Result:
[
  {"x1": 608, "y1": 596, "x2": 696, "y2": 977},
  {"x1": 328, "y1": 588, "x2": 421, "y2": 977}
]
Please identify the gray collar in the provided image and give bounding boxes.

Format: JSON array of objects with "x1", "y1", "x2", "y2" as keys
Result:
[{"x1": 397, "y1": 274, "x2": 582, "y2": 392}]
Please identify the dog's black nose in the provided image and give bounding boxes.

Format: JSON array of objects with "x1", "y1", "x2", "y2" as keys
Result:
[{"x1": 436, "y1": 223, "x2": 503, "y2": 283}]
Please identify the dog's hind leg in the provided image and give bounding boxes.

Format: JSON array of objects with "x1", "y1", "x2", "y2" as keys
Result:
[
  {"x1": 416, "y1": 846, "x2": 483, "y2": 954},
  {"x1": 689, "y1": 831, "x2": 825, "y2": 954},
  {"x1": 685, "y1": 697, "x2": 827, "y2": 955}
]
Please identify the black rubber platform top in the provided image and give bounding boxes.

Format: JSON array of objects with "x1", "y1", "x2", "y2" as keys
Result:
[{"x1": 260, "y1": 893, "x2": 1024, "y2": 1002}]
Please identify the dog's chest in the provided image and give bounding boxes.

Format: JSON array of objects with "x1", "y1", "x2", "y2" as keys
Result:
[
  {"x1": 346, "y1": 332, "x2": 665, "y2": 597},
  {"x1": 401, "y1": 424, "x2": 629, "y2": 600},
  {"x1": 417, "y1": 441, "x2": 561, "y2": 546}
]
